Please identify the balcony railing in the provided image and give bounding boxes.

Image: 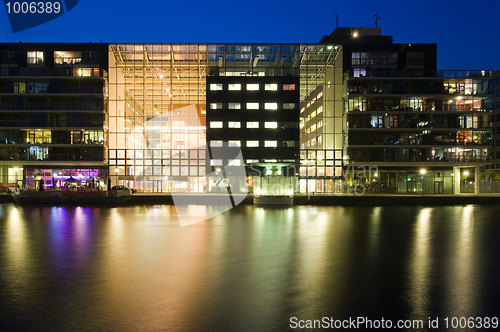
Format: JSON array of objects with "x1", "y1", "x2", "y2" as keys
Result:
[
  {"x1": 349, "y1": 155, "x2": 491, "y2": 163},
  {"x1": 348, "y1": 69, "x2": 493, "y2": 79}
]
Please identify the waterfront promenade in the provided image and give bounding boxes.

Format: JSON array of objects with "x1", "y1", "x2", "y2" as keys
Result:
[{"x1": 1, "y1": 192, "x2": 499, "y2": 205}]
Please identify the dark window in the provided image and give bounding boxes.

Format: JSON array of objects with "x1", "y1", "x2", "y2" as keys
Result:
[{"x1": 0, "y1": 51, "x2": 18, "y2": 65}]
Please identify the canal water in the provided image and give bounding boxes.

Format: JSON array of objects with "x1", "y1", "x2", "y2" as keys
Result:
[{"x1": 1, "y1": 204, "x2": 500, "y2": 331}]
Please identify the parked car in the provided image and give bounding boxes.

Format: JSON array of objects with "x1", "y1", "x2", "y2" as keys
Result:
[
  {"x1": 0, "y1": 187, "x2": 11, "y2": 194},
  {"x1": 111, "y1": 185, "x2": 137, "y2": 193}
]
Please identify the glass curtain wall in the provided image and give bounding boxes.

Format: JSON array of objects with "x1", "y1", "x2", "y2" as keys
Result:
[
  {"x1": 108, "y1": 44, "x2": 208, "y2": 192},
  {"x1": 299, "y1": 44, "x2": 343, "y2": 193},
  {"x1": 107, "y1": 44, "x2": 344, "y2": 193}
]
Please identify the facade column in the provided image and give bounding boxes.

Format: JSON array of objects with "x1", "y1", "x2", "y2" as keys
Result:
[
  {"x1": 0, "y1": 166, "x2": 8, "y2": 185},
  {"x1": 475, "y1": 166, "x2": 480, "y2": 194},
  {"x1": 453, "y1": 167, "x2": 461, "y2": 194}
]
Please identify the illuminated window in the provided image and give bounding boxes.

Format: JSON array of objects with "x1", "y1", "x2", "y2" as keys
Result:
[
  {"x1": 265, "y1": 141, "x2": 277, "y2": 148},
  {"x1": 228, "y1": 159, "x2": 241, "y2": 166},
  {"x1": 246, "y1": 103, "x2": 259, "y2": 109},
  {"x1": 247, "y1": 141, "x2": 259, "y2": 147},
  {"x1": 283, "y1": 103, "x2": 295, "y2": 109},
  {"x1": 75, "y1": 68, "x2": 92, "y2": 77},
  {"x1": 265, "y1": 122, "x2": 278, "y2": 129},
  {"x1": 27, "y1": 51, "x2": 44, "y2": 65},
  {"x1": 300, "y1": 107, "x2": 306, "y2": 113},
  {"x1": 317, "y1": 135, "x2": 323, "y2": 145},
  {"x1": 228, "y1": 121, "x2": 241, "y2": 128},
  {"x1": 228, "y1": 140, "x2": 241, "y2": 147},
  {"x1": 317, "y1": 105, "x2": 323, "y2": 114},
  {"x1": 311, "y1": 124, "x2": 316, "y2": 132},
  {"x1": 283, "y1": 84, "x2": 295, "y2": 90},
  {"x1": 228, "y1": 103, "x2": 241, "y2": 109},
  {"x1": 210, "y1": 121, "x2": 223, "y2": 128},
  {"x1": 265, "y1": 103, "x2": 278, "y2": 110},
  {"x1": 54, "y1": 51, "x2": 81, "y2": 65},
  {"x1": 353, "y1": 69, "x2": 366, "y2": 77},
  {"x1": 265, "y1": 84, "x2": 278, "y2": 91},
  {"x1": 210, "y1": 103, "x2": 222, "y2": 109},
  {"x1": 210, "y1": 84, "x2": 222, "y2": 90},
  {"x1": 210, "y1": 159, "x2": 223, "y2": 166},
  {"x1": 228, "y1": 84, "x2": 241, "y2": 91},
  {"x1": 318, "y1": 120, "x2": 323, "y2": 128},
  {"x1": 247, "y1": 122, "x2": 259, "y2": 128},
  {"x1": 14, "y1": 82, "x2": 26, "y2": 93},
  {"x1": 317, "y1": 91, "x2": 323, "y2": 99},
  {"x1": 210, "y1": 140, "x2": 223, "y2": 147},
  {"x1": 246, "y1": 159, "x2": 259, "y2": 163},
  {"x1": 246, "y1": 84, "x2": 259, "y2": 91}
]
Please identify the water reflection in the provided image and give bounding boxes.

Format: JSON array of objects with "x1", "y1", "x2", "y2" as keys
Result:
[
  {"x1": 446, "y1": 205, "x2": 479, "y2": 317},
  {"x1": 0, "y1": 204, "x2": 500, "y2": 331},
  {"x1": 408, "y1": 207, "x2": 433, "y2": 319},
  {"x1": 4, "y1": 206, "x2": 31, "y2": 305}
]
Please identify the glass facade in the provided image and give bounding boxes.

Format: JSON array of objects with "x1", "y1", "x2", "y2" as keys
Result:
[
  {"x1": 108, "y1": 44, "x2": 209, "y2": 192},
  {"x1": 108, "y1": 43, "x2": 344, "y2": 193},
  {"x1": 298, "y1": 45, "x2": 344, "y2": 193}
]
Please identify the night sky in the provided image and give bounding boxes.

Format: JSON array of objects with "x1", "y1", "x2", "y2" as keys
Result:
[{"x1": 0, "y1": 0, "x2": 499, "y2": 70}]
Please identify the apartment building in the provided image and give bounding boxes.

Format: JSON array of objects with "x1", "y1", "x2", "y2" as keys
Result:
[
  {"x1": 0, "y1": 43, "x2": 108, "y2": 189},
  {"x1": 319, "y1": 28, "x2": 493, "y2": 194}
]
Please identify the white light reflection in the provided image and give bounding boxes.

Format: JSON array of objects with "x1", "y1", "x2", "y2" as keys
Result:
[
  {"x1": 4, "y1": 206, "x2": 32, "y2": 303},
  {"x1": 447, "y1": 205, "x2": 477, "y2": 316},
  {"x1": 367, "y1": 206, "x2": 381, "y2": 253},
  {"x1": 408, "y1": 207, "x2": 432, "y2": 319}
]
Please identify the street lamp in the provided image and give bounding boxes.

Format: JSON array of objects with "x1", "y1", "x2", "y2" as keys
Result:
[
  {"x1": 420, "y1": 169, "x2": 426, "y2": 195},
  {"x1": 463, "y1": 170, "x2": 469, "y2": 193}
]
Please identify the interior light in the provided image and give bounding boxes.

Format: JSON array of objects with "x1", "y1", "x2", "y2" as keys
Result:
[
  {"x1": 327, "y1": 45, "x2": 333, "y2": 50},
  {"x1": 420, "y1": 169, "x2": 426, "y2": 175},
  {"x1": 464, "y1": 171, "x2": 469, "y2": 176}
]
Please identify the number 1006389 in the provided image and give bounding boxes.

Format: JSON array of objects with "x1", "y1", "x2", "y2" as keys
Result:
[{"x1": 5, "y1": 2, "x2": 61, "y2": 14}]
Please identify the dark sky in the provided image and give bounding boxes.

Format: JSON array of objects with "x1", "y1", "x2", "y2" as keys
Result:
[{"x1": 1, "y1": 0, "x2": 499, "y2": 70}]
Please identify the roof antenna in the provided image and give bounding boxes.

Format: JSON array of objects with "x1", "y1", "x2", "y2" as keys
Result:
[
  {"x1": 374, "y1": 14, "x2": 380, "y2": 27},
  {"x1": 335, "y1": 13, "x2": 338, "y2": 28}
]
